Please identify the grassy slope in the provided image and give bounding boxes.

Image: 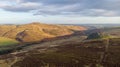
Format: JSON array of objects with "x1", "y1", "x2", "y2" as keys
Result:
[
  {"x1": 0, "y1": 23, "x2": 86, "y2": 42},
  {"x1": 0, "y1": 37, "x2": 19, "y2": 55},
  {"x1": 0, "y1": 37, "x2": 19, "y2": 47}
]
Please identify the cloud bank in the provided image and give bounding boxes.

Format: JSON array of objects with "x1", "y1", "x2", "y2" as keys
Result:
[{"x1": 0, "y1": 0, "x2": 120, "y2": 16}]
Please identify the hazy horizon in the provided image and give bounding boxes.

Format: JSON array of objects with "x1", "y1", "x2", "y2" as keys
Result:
[{"x1": 0, "y1": 21, "x2": 120, "y2": 24}]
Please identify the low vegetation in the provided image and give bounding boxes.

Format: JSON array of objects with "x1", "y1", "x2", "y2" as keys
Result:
[
  {"x1": 0, "y1": 23, "x2": 119, "y2": 67},
  {"x1": 10, "y1": 37, "x2": 120, "y2": 67},
  {"x1": 0, "y1": 37, "x2": 19, "y2": 55},
  {"x1": 0, "y1": 37, "x2": 19, "y2": 47},
  {"x1": 87, "y1": 32, "x2": 110, "y2": 40}
]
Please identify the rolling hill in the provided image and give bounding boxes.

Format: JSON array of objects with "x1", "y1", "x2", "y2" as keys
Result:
[
  {"x1": 0, "y1": 22, "x2": 86, "y2": 43},
  {"x1": 0, "y1": 24, "x2": 119, "y2": 67}
]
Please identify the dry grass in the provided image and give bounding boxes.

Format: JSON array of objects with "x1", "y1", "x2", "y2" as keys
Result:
[{"x1": 0, "y1": 23, "x2": 86, "y2": 42}]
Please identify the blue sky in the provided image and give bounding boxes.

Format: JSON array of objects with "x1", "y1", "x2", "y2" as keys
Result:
[{"x1": 0, "y1": 0, "x2": 120, "y2": 24}]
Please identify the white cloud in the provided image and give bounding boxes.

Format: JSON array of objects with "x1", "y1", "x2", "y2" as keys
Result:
[{"x1": 0, "y1": 0, "x2": 120, "y2": 17}]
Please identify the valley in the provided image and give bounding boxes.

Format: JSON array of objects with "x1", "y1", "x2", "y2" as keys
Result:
[{"x1": 0, "y1": 23, "x2": 119, "y2": 67}]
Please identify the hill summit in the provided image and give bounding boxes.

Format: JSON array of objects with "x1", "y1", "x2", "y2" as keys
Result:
[{"x1": 0, "y1": 22, "x2": 87, "y2": 42}]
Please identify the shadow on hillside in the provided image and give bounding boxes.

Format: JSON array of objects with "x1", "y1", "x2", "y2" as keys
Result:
[
  {"x1": 41, "y1": 30, "x2": 85, "y2": 42},
  {"x1": 0, "y1": 31, "x2": 85, "y2": 55}
]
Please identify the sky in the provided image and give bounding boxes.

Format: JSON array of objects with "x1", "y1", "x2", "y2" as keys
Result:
[{"x1": 0, "y1": 0, "x2": 120, "y2": 24}]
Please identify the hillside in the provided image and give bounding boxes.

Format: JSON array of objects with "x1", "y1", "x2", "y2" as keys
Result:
[
  {"x1": 0, "y1": 22, "x2": 86, "y2": 42},
  {"x1": 85, "y1": 27, "x2": 120, "y2": 38},
  {"x1": 0, "y1": 25, "x2": 119, "y2": 67},
  {"x1": 87, "y1": 32, "x2": 110, "y2": 40},
  {"x1": 0, "y1": 34, "x2": 119, "y2": 67}
]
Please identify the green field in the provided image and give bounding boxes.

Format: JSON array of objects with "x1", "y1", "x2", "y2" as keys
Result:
[
  {"x1": 0, "y1": 37, "x2": 19, "y2": 47},
  {"x1": 0, "y1": 37, "x2": 19, "y2": 54}
]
